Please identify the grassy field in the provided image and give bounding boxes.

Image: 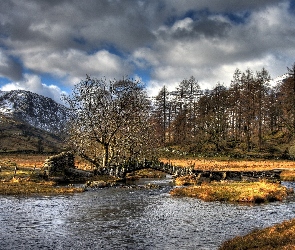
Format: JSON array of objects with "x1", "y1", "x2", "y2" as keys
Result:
[
  {"x1": 0, "y1": 154, "x2": 50, "y2": 169},
  {"x1": 162, "y1": 157, "x2": 295, "y2": 181},
  {"x1": 0, "y1": 154, "x2": 85, "y2": 195},
  {"x1": 1, "y1": 154, "x2": 295, "y2": 171},
  {"x1": 161, "y1": 157, "x2": 295, "y2": 171},
  {"x1": 219, "y1": 219, "x2": 295, "y2": 250}
]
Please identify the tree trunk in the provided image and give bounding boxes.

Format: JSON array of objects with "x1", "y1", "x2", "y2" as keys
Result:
[{"x1": 102, "y1": 144, "x2": 109, "y2": 168}]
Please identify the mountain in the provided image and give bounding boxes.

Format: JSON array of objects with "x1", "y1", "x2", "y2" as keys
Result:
[
  {"x1": 0, "y1": 90, "x2": 69, "y2": 153},
  {"x1": 0, "y1": 90, "x2": 69, "y2": 134}
]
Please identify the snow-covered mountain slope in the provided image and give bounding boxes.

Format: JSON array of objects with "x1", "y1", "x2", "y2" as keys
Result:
[{"x1": 0, "y1": 90, "x2": 69, "y2": 134}]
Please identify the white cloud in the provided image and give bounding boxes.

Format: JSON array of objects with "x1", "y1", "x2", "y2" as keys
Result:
[
  {"x1": 18, "y1": 49, "x2": 131, "y2": 86},
  {"x1": 0, "y1": 0, "x2": 295, "y2": 98},
  {"x1": 134, "y1": 1, "x2": 295, "y2": 92},
  {"x1": 0, "y1": 74, "x2": 66, "y2": 104}
]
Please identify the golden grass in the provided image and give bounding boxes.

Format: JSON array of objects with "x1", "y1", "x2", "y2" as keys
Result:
[
  {"x1": 281, "y1": 170, "x2": 295, "y2": 181},
  {"x1": 0, "y1": 154, "x2": 85, "y2": 195},
  {"x1": 161, "y1": 158, "x2": 295, "y2": 171},
  {"x1": 0, "y1": 154, "x2": 93, "y2": 170},
  {"x1": 174, "y1": 175, "x2": 199, "y2": 186},
  {"x1": 0, "y1": 154, "x2": 49, "y2": 169},
  {"x1": 0, "y1": 178, "x2": 84, "y2": 195},
  {"x1": 219, "y1": 218, "x2": 295, "y2": 250},
  {"x1": 2, "y1": 154, "x2": 295, "y2": 172},
  {"x1": 170, "y1": 181, "x2": 293, "y2": 203}
]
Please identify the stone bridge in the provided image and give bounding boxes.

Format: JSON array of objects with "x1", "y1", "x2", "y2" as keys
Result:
[
  {"x1": 96, "y1": 160, "x2": 194, "y2": 178},
  {"x1": 42, "y1": 152, "x2": 282, "y2": 182},
  {"x1": 95, "y1": 160, "x2": 282, "y2": 182}
]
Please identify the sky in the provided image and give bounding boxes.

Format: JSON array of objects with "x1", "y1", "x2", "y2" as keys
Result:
[{"x1": 0, "y1": 0, "x2": 295, "y2": 103}]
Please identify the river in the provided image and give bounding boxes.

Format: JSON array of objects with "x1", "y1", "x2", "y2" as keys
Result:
[{"x1": 1, "y1": 178, "x2": 295, "y2": 250}]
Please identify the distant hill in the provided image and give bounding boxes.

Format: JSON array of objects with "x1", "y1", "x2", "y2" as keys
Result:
[
  {"x1": 0, "y1": 90, "x2": 69, "y2": 134},
  {"x1": 0, "y1": 90, "x2": 69, "y2": 153}
]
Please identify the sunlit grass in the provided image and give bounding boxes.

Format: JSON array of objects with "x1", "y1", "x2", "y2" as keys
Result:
[
  {"x1": 0, "y1": 179, "x2": 84, "y2": 195},
  {"x1": 161, "y1": 158, "x2": 295, "y2": 171},
  {"x1": 170, "y1": 181, "x2": 293, "y2": 203},
  {"x1": 0, "y1": 155, "x2": 85, "y2": 195},
  {"x1": 280, "y1": 170, "x2": 295, "y2": 181},
  {"x1": 219, "y1": 218, "x2": 295, "y2": 250},
  {"x1": 0, "y1": 154, "x2": 49, "y2": 169},
  {"x1": 174, "y1": 175, "x2": 199, "y2": 186}
]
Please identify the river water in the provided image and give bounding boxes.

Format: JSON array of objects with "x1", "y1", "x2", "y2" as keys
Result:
[{"x1": 1, "y1": 178, "x2": 295, "y2": 250}]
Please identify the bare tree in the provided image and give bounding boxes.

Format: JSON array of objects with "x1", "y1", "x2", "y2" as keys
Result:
[
  {"x1": 288, "y1": 63, "x2": 295, "y2": 132},
  {"x1": 276, "y1": 64, "x2": 295, "y2": 135},
  {"x1": 64, "y1": 76, "x2": 152, "y2": 169},
  {"x1": 153, "y1": 86, "x2": 169, "y2": 146}
]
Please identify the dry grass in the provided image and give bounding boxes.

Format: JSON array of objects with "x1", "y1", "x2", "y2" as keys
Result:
[
  {"x1": 170, "y1": 181, "x2": 293, "y2": 203},
  {"x1": 219, "y1": 218, "x2": 295, "y2": 250},
  {"x1": 281, "y1": 171, "x2": 295, "y2": 181},
  {"x1": 2, "y1": 154, "x2": 295, "y2": 172},
  {"x1": 0, "y1": 154, "x2": 95, "y2": 172},
  {"x1": 0, "y1": 154, "x2": 49, "y2": 169},
  {"x1": 0, "y1": 154, "x2": 85, "y2": 195},
  {"x1": 174, "y1": 175, "x2": 199, "y2": 186},
  {"x1": 161, "y1": 158, "x2": 295, "y2": 171},
  {"x1": 0, "y1": 178, "x2": 84, "y2": 195}
]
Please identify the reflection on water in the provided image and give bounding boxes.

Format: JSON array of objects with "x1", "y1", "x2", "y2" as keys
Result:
[{"x1": 1, "y1": 180, "x2": 295, "y2": 250}]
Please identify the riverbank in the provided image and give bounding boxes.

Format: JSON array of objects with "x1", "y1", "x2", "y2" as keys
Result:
[
  {"x1": 219, "y1": 218, "x2": 295, "y2": 249},
  {"x1": 0, "y1": 178, "x2": 84, "y2": 195},
  {"x1": 170, "y1": 181, "x2": 293, "y2": 203}
]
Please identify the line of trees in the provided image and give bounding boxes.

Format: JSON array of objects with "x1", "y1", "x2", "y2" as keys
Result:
[
  {"x1": 152, "y1": 65, "x2": 295, "y2": 155},
  {"x1": 65, "y1": 64, "x2": 295, "y2": 169}
]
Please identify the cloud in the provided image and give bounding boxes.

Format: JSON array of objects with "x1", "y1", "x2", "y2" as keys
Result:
[
  {"x1": 162, "y1": 0, "x2": 284, "y2": 13},
  {"x1": 0, "y1": 0, "x2": 295, "y2": 99},
  {"x1": 0, "y1": 50, "x2": 22, "y2": 81},
  {"x1": 18, "y1": 48, "x2": 132, "y2": 86},
  {"x1": 0, "y1": 74, "x2": 66, "y2": 104},
  {"x1": 1, "y1": 0, "x2": 157, "y2": 52},
  {"x1": 133, "y1": 1, "x2": 295, "y2": 92}
]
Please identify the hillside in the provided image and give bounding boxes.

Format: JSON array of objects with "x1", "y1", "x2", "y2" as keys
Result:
[
  {"x1": 0, "y1": 90, "x2": 69, "y2": 153},
  {"x1": 0, "y1": 90, "x2": 68, "y2": 134},
  {"x1": 0, "y1": 114, "x2": 65, "y2": 153}
]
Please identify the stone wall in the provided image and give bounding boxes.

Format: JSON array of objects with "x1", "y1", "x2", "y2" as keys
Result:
[
  {"x1": 192, "y1": 169, "x2": 282, "y2": 182},
  {"x1": 43, "y1": 151, "x2": 75, "y2": 176}
]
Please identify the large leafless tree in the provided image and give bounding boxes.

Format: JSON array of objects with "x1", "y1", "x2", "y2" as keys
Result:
[{"x1": 64, "y1": 76, "x2": 153, "y2": 169}]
